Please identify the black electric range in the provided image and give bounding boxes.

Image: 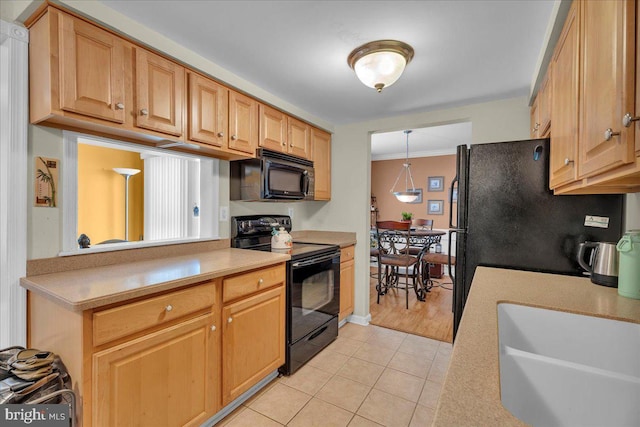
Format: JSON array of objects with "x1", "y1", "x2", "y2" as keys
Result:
[{"x1": 230, "y1": 215, "x2": 340, "y2": 375}]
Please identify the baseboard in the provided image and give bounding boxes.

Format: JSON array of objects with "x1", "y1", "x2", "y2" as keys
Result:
[{"x1": 346, "y1": 313, "x2": 371, "y2": 326}]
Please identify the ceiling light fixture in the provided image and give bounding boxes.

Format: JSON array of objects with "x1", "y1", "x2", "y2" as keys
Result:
[
  {"x1": 390, "y1": 130, "x2": 420, "y2": 203},
  {"x1": 347, "y1": 40, "x2": 414, "y2": 93}
]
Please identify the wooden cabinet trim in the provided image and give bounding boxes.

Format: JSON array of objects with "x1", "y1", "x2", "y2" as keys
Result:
[{"x1": 222, "y1": 264, "x2": 285, "y2": 303}]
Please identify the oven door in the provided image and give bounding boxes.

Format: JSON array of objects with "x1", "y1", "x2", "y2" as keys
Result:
[
  {"x1": 289, "y1": 251, "x2": 340, "y2": 343},
  {"x1": 263, "y1": 159, "x2": 311, "y2": 200}
]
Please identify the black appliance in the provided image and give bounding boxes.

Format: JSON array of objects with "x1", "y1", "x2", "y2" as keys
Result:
[
  {"x1": 230, "y1": 215, "x2": 340, "y2": 375},
  {"x1": 230, "y1": 149, "x2": 314, "y2": 201},
  {"x1": 449, "y1": 139, "x2": 624, "y2": 339}
]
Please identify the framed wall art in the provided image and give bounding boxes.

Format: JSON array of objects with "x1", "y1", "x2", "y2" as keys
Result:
[
  {"x1": 427, "y1": 199, "x2": 444, "y2": 215},
  {"x1": 428, "y1": 176, "x2": 444, "y2": 192}
]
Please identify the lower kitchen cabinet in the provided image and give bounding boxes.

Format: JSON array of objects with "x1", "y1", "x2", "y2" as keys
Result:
[
  {"x1": 221, "y1": 269, "x2": 286, "y2": 405},
  {"x1": 93, "y1": 314, "x2": 217, "y2": 426},
  {"x1": 339, "y1": 245, "x2": 355, "y2": 321}
]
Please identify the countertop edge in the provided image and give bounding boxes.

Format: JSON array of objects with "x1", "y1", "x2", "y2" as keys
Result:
[{"x1": 21, "y1": 249, "x2": 290, "y2": 312}]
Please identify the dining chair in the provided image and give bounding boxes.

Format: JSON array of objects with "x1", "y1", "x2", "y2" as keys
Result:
[
  {"x1": 375, "y1": 220, "x2": 422, "y2": 309},
  {"x1": 412, "y1": 218, "x2": 434, "y2": 230}
]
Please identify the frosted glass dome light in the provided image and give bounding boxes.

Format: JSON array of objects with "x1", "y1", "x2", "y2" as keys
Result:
[{"x1": 348, "y1": 40, "x2": 414, "y2": 93}]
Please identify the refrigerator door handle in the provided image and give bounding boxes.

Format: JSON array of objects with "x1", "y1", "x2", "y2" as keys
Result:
[
  {"x1": 448, "y1": 229, "x2": 456, "y2": 284},
  {"x1": 448, "y1": 176, "x2": 458, "y2": 229}
]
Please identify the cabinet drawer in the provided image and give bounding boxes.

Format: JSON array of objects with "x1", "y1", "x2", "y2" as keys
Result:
[
  {"x1": 223, "y1": 264, "x2": 285, "y2": 303},
  {"x1": 93, "y1": 282, "x2": 216, "y2": 346},
  {"x1": 341, "y1": 246, "x2": 355, "y2": 263}
]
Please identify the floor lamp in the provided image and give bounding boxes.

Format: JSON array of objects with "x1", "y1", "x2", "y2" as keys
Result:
[{"x1": 113, "y1": 168, "x2": 140, "y2": 241}]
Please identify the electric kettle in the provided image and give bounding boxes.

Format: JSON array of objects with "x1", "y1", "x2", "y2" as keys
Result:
[{"x1": 577, "y1": 242, "x2": 619, "y2": 287}]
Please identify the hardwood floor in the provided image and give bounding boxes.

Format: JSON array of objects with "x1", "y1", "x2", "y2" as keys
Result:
[{"x1": 369, "y1": 267, "x2": 454, "y2": 343}]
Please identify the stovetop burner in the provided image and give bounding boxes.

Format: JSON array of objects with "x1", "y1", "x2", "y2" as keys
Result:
[{"x1": 231, "y1": 215, "x2": 338, "y2": 260}]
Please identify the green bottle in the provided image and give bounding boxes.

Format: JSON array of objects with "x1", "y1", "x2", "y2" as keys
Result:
[{"x1": 616, "y1": 230, "x2": 640, "y2": 299}]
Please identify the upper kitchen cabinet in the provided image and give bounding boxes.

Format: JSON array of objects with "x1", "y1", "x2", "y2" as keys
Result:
[
  {"x1": 549, "y1": 1, "x2": 578, "y2": 189},
  {"x1": 228, "y1": 90, "x2": 259, "y2": 155},
  {"x1": 259, "y1": 104, "x2": 288, "y2": 153},
  {"x1": 29, "y1": 8, "x2": 126, "y2": 124},
  {"x1": 578, "y1": 0, "x2": 635, "y2": 178},
  {"x1": 312, "y1": 128, "x2": 332, "y2": 200},
  {"x1": 530, "y1": 71, "x2": 551, "y2": 139},
  {"x1": 549, "y1": 0, "x2": 640, "y2": 194},
  {"x1": 188, "y1": 72, "x2": 228, "y2": 148},
  {"x1": 288, "y1": 117, "x2": 311, "y2": 159},
  {"x1": 135, "y1": 47, "x2": 185, "y2": 137}
]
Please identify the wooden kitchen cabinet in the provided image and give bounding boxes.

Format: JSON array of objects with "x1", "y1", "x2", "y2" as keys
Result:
[
  {"x1": 312, "y1": 128, "x2": 332, "y2": 200},
  {"x1": 228, "y1": 90, "x2": 259, "y2": 155},
  {"x1": 579, "y1": 0, "x2": 635, "y2": 178},
  {"x1": 28, "y1": 280, "x2": 220, "y2": 427},
  {"x1": 339, "y1": 245, "x2": 355, "y2": 321},
  {"x1": 93, "y1": 314, "x2": 217, "y2": 426},
  {"x1": 259, "y1": 104, "x2": 289, "y2": 153},
  {"x1": 530, "y1": 72, "x2": 551, "y2": 138},
  {"x1": 221, "y1": 266, "x2": 286, "y2": 405},
  {"x1": 549, "y1": 0, "x2": 579, "y2": 189},
  {"x1": 135, "y1": 47, "x2": 185, "y2": 137},
  {"x1": 188, "y1": 72, "x2": 228, "y2": 148},
  {"x1": 288, "y1": 117, "x2": 312, "y2": 159},
  {"x1": 29, "y1": 8, "x2": 126, "y2": 125},
  {"x1": 548, "y1": 0, "x2": 640, "y2": 194}
]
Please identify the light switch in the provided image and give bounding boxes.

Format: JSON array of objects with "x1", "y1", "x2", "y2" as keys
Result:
[
  {"x1": 220, "y1": 206, "x2": 229, "y2": 221},
  {"x1": 288, "y1": 207, "x2": 294, "y2": 219}
]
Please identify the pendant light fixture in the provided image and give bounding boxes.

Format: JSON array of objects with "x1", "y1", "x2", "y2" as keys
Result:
[
  {"x1": 390, "y1": 130, "x2": 420, "y2": 203},
  {"x1": 347, "y1": 40, "x2": 414, "y2": 93}
]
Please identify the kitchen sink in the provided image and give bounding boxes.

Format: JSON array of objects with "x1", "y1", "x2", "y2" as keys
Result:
[{"x1": 497, "y1": 302, "x2": 640, "y2": 427}]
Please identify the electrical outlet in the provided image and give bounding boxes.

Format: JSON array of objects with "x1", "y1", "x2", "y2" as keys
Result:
[
  {"x1": 288, "y1": 207, "x2": 294, "y2": 219},
  {"x1": 219, "y1": 206, "x2": 229, "y2": 221}
]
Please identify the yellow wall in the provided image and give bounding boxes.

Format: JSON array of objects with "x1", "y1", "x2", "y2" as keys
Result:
[
  {"x1": 78, "y1": 145, "x2": 144, "y2": 244},
  {"x1": 371, "y1": 155, "x2": 457, "y2": 230}
]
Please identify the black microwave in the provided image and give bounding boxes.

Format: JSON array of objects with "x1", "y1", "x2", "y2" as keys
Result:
[{"x1": 230, "y1": 149, "x2": 315, "y2": 201}]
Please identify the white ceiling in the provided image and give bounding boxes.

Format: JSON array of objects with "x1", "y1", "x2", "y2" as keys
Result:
[{"x1": 98, "y1": 0, "x2": 555, "y2": 133}]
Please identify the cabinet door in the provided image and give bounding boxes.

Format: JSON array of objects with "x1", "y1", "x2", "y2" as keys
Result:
[
  {"x1": 312, "y1": 128, "x2": 331, "y2": 200},
  {"x1": 287, "y1": 117, "x2": 311, "y2": 159},
  {"x1": 530, "y1": 96, "x2": 539, "y2": 138},
  {"x1": 188, "y1": 73, "x2": 228, "y2": 147},
  {"x1": 59, "y1": 13, "x2": 125, "y2": 123},
  {"x1": 93, "y1": 314, "x2": 218, "y2": 426},
  {"x1": 550, "y1": 1, "x2": 579, "y2": 189},
  {"x1": 228, "y1": 90, "x2": 258, "y2": 154},
  {"x1": 259, "y1": 104, "x2": 288, "y2": 152},
  {"x1": 222, "y1": 285, "x2": 285, "y2": 405},
  {"x1": 537, "y1": 72, "x2": 551, "y2": 137},
  {"x1": 135, "y1": 47, "x2": 185, "y2": 136},
  {"x1": 579, "y1": 0, "x2": 635, "y2": 178},
  {"x1": 339, "y1": 259, "x2": 355, "y2": 322}
]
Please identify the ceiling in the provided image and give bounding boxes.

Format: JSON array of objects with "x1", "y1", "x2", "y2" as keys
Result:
[{"x1": 98, "y1": 0, "x2": 556, "y2": 132}]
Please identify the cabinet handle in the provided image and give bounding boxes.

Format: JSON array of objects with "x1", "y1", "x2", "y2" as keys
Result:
[
  {"x1": 604, "y1": 128, "x2": 620, "y2": 141},
  {"x1": 217, "y1": 132, "x2": 224, "y2": 137},
  {"x1": 623, "y1": 113, "x2": 640, "y2": 128},
  {"x1": 140, "y1": 109, "x2": 149, "y2": 116},
  {"x1": 231, "y1": 135, "x2": 238, "y2": 141},
  {"x1": 532, "y1": 123, "x2": 540, "y2": 132},
  {"x1": 165, "y1": 304, "x2": 173, "y2": 312},
  {"x1": 115, "y1": 102, "x2": 124, "y2": 110},
  {"x1": 211, "y1": 325, "x2": 216, "y2": 332},
  {"x1": 289, "y1": 143, "x2": 293, "y2": 147},
  {"x1": 228, "y1": 317, "x2": 233, "y2": 324},
  {"x1": 258, "y1": 278, "x2": 264, "y2": 285},
  {"x1": 564, "y1": 158, "x2": 574, "y2": 166},
  {"x1": 282, "y1": 141, "x2": 286, "y2": 146}
]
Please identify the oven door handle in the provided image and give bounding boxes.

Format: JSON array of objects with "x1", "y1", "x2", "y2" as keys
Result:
[{"x1": 292, "y1": 252, "x2": 339, "y2": 268}]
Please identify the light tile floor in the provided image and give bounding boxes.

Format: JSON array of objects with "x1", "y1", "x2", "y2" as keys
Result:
[{"x1": 218, "y1": 323, "x2": 452, "y2": 427}]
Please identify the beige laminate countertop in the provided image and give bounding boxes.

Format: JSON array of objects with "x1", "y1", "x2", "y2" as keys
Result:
[
  {"x1": 290, "y1": 230, "x2": 357, "y2": 248},
  {"x1": 433, "y1": 266, "x2": 640, "y2": 426},
  {"x1": 20, "y1": 248, "x2": 289, "y2": 312}
]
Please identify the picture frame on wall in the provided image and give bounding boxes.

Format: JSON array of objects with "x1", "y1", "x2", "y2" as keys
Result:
[
  {"x1": 428, "y1": 176, "x2": 444, "y2": 192},
  {"x1": 407, "y1": 188, "x2": 423, "y2": 204},
  {"x1": 427, "y1": 200, "x2": 444, "y2": 215}
]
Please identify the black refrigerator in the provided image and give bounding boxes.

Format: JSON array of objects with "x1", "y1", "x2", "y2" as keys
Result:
[{"x1": 449, "y1": 139, "x2": 624, "y2": 339}]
